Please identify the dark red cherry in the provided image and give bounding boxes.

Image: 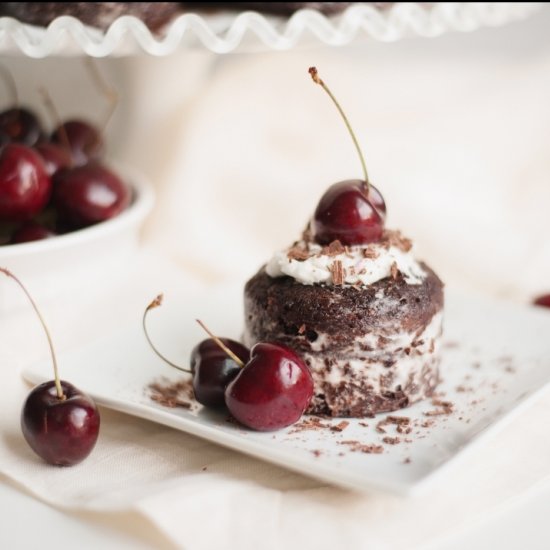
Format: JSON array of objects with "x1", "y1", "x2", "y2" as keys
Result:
[
  {"x1": 0, "y1": 143, "x2": 51, "y2": 221},
  {"x1": 191, "y1": 338, "x2": 249, "y2": 408},
  {"x1": 0, "y1": 107, "x2": 43, "y2": 147},
  {"x1": 367, "y1": 182, "x2": 386, "y2": 218},
  {"x1": 51, "y1": 119, "x2": 103, "y2": 166},
  {"x1": 533, "y1": 294, "x2": 550, "y2": 309},
  {"x1": 11, "y1": 221, "x2": 55, "y2": 244},
  {"x1": 224, "y1": 342, "x2": 313, "y2": 431},
  {"x1": 21, "y1": 380, "x2": 100, "y2": 466},
  {"x1": 312, "y1": 179, "x2": 384, "y2": 246},
  {"x1": 34, "y1": 142, "x2": 72, "y2": 177},
  {"x1": 53, "y1": 163, "x2": 130, "y2": 227}
]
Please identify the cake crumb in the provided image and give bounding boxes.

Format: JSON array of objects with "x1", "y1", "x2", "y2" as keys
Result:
[
  {"x1": 403, "y1": 457, "x2": 411, "y2": 464},
  {"x1": 311, "y1": 450, "x2": 322, "y2": 457}
]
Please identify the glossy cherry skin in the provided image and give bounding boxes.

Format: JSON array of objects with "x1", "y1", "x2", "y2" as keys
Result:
[
  {"x1": 53, "y1": 163, "x2": 130, "y2": 227},
  {"x1": 11, "y1": 221, "x2": 55, "y2": 244},
  {"x1": 34, "y1": 142, "x2": 72, "y2": 177},
  {"x1": 367, "y1": 182, "x2": 386, "y2": 218},
  {"x1": 51, "y1": 120, "x2": 103, "y2": 167},
  {"x1": 190, "y1": 338, "x2": 250, "y2": 408},
  {"x1": 224, "y1": 343, "x2": 313, "y2": 431},
  {"x1": 312, "y1": 179, "x2": 385, "y2": 246},
  {"x1": 533, "y1": 294, "x2": 550, "y2": 308},
  {"x1": 21, "y1": 380, "x2": 100, "y2": 466},
  {"x1": 0, "y1": 107, "x2": 43, "y2": 147},
  {"x1": 0, "y1": 144, "x2": 51, "y2": 221}
]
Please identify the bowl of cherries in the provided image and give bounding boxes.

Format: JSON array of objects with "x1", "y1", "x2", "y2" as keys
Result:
[{"x1": 0, "y1": 94, "x2": 154, "y2": 308}]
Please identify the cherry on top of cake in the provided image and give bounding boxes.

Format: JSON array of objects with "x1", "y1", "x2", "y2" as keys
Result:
[{"x1": 307, "y1": 67, "x2": 387, "y2": 247}]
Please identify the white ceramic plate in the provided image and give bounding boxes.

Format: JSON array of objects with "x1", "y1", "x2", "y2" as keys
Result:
[
  {"x1": 0, "y1": 3, "x2": 542, "y2": 57},
  {"x1": 22, "y1": 286, "x2": 550, "y2": 495}
]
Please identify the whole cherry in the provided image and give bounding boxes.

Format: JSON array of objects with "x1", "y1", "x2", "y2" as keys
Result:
[
  {"x1": 0, "y1": 143, "x2": 51, "y2": 222},
  {"x1": 11, "y1": 221, "x2": 55, "y2": 244},
  {"x1": 0, "y1": 107, "x2": 43, "y2": 147},
  {"x1": 533, "y1": 294, "x2": 550, "y2": 309},
  {"x1": 308, "y1": 67, "x2": 386, "y2": 246},
  {"x1": 34, "y1": 142, "x2": 72, "y2": 177},
  {"x1": 0, "y1": 267, "x2": 100, "y2": 465},
  {"x1": 143, "y1": 296, "x2": 249, "y2": 409},
  {"x1": 51, "y1": 119, "x2": 104, "y2": 167},
  {"x1": 0, "y1": 65, "x2": 43, "y2": 147},
  {"x1": 224, "y1": 342, "x2": 313, "y2": 431},
  {"x1": 53, "y1": 163, "x2": 130, "y2": 227},
  {"x1": 190, "y1": 337, "x2": 249, "y2": 408},
  {"x1": 313, "y1": 180, "x2": 384, "y2": 245},
  {"x1": 21, "y1": 380, "x2": 100, "y2": 466}
]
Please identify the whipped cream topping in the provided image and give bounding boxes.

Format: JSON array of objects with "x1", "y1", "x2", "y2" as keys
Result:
[{"x1": 265, "y1": 230, "x2": 426, "y2": 286}]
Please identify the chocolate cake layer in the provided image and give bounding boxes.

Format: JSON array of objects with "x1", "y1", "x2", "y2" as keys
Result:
[
  {"x1": 0, "y1": 3, "x2": 181, "y2": 31},
  {"x1": 244, "y1": 265, "x2": 444, "y2": 417}
]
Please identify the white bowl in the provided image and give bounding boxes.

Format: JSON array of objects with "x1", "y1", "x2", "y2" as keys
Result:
[{"x1": 0, "y1": 164, "x2": 154, "y2": 311}]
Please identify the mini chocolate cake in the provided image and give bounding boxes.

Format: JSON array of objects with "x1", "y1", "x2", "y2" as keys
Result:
[
  {"x1": 0, "y1": 3, "x2": 181, "y2": 32},
  {"x1": 244, "y1": 231, "x2": 444, "y2": 417}
]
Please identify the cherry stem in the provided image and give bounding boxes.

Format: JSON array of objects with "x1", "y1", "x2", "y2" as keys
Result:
[
  {"x1": 142, "y1": 294, "x2": 191, "y2": 374},
  {"x1": 0, "y1": 267, "x2": 64, "y2": 400},
  {"x1": 84, "y1": 58, "x2": 118, "y2": 133},
  {"x1": 0, "y1": 64, "x2": 18, "y2": 107},
  {"x1": 38, "y1": 87, "x2": 72, "y2": 161},
  {"x1": 195, "y1": 320, "x2": 245, "y2": 368},
  {"x1": 309, "y1": 66, "x2": 370, "y2": 195}
]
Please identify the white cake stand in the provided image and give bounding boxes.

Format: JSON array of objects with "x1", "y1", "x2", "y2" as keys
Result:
[{"x1": 0, "y1": 3, "x2": 542, "y2": 57}]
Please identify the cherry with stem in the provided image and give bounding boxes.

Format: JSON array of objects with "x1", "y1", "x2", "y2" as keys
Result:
[
  {"x1": 0, "y1": 267, "x2": 99, "y2": 465},
  {"x1": 308, "y1": 66, "x2": 386, "y2": 246},
  {"x1": 143, "y1": 295, "x2": 248, "y2": 408}
]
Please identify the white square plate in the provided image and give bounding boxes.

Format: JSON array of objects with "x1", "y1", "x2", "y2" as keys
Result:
[{"x1": 22, "y1": 287, "x2": 550, "y2": 495}]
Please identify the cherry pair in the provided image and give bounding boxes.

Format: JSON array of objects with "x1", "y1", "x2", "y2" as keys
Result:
[{"x1": 143, "y1": 297, "x2": 313, "y2": 432}]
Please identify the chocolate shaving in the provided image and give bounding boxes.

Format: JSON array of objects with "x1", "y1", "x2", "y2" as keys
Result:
[
  {"x1": 287, "y1": 246, "x2": 310, "y2": 261},
  {"x1": 288, "y1": 417, "x2": 332, "y2": 433},
  {"x1": 376, "y1": 415, "x2": 410, "y2": 434},
  {"x1": 321, "y1": 240, "x2": 346, "y2": 257},
  {"x1": 301, "y1": 224, "x2": 313, "y2": 243},
  {"x1": 390, "y1": 262, "x2": 399, "y2": 280},
  {"x1": 362, "y1": 248, "x2": 379, "y2": 259},
  {"x1": 298, "y1": 324, "x2": 306, "y2": 334},
  {"x1": 330, "y1": 260, "x2": 346, "y2": 285},
  {"x1": 330, "y1": 421, "x2": 349, "y2": 432},
  {"x1": 424, "y1": 399, "x2": 454, "y2": 417},
  {"x1": 382, "y1": 436, "x2": 400, "y2": 445},
  {"x1": 148, "y1": 378, "x2": 196, "y2": 410},
  {"x1": 380, "y1": 229, "x2": 413, "y2": 252},
  {"x1": 339, "y1": 441, "x2": 384, "y2": 454}
]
